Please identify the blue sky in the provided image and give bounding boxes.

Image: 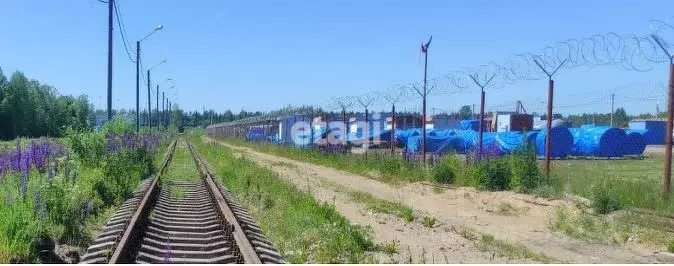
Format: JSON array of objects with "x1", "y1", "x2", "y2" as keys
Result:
[{"x1": 1, "y1": 0, "x2": 673, "y2": 115}]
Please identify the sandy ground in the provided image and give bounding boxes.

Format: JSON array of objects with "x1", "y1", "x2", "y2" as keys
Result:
[
  {"x1": 221, "y1": 143, "x2": 533, "y2": 263},
  {"x1": 205, "y1": 137, "x2": 670, "y2": 264},
  {"x1": 644, "y1": 145, "x2": 670, "y2": 156}
]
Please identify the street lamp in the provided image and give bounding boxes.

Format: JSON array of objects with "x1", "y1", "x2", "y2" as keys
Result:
[
  {"x1": 136, "y1": 24, "x2": 164, "y2": 133},
  {"x1": 147, "y1": 59, "x2": 167, "y2": 131}
]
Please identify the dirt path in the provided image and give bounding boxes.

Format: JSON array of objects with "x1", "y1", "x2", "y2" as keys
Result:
[{"x1": 206, "y1": 137, "x2": 664, "y2": 263}]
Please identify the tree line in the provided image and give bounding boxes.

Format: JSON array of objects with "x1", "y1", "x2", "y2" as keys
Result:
[
  {"x1": 0, "y1": 67, "x2": 92, "y2": 140},
  {"x1": 0, "y1": 64, "x2": 664, "y2": 140}
]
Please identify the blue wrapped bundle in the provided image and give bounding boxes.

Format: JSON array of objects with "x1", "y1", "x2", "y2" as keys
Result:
[
  {"x1": 526, "y1": 131, "x2": 538, "y2": 144},
  {"x1": 622, "y1": 129, "x2": 646, "y2": 155},
  {"x1": 405, "y1": 132, "x2": 457, "y2": 155},
  {"x1": 454, "y1": 131, "x2": 506, "y2": 156},
  {"x1": 535, "y1": 127, "x2": 574, "y2": 158},
  {"x1": 572, "y1": 126, "x2": 626, "y2": 157},
  {"x1": 395, "y1": 128, "x2": 421, "y2": 146},
  {"x1": 494, "y1": 131, "x2": 535, "y2": 154}
]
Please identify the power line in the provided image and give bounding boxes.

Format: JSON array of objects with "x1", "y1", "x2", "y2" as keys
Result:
[{"x1": 113, "y1": 0, "x2": 135, "y2": 63}]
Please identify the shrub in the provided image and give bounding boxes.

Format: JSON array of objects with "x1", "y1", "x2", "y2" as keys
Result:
[
  {"x1": 378, "y1": 157, "x2": 403, "y2": 179},
  {"x1": 668, "y1": 240, "x2": 674, "y2": 253},
  {"x1": 66, "y1": 129, "x2": 105, "y2": 167},
  {"x1": 99, "y1": 116, "x2": 135, "y2": 136},
  {"x1": 431, "y1": 154, "x2": 462, "y2": 184},
  {"x1": 592, "y1": 181, "x2": 621, "y2": 214},
  {"x1": 468, "y1": 157, "x2": 511, "y2": 191},
  {"x1": 508, "y1": 145, "x2": 541, "y2": 192},
  {"x1": 422, "y1": 216, "x2": 436, "y2": 228},
  {"x1": 531, "y1": 183, "x2": 563, "y2": 199}
]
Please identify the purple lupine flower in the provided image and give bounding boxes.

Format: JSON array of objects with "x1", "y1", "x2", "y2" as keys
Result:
[
  {"x1": 33, "y1": 190, "x2": 41, "y2": 216},
  {"x1": 21, "y1": 171, "x2": 28, "y2": 198},
  {"x1": 11, "y1": 141, "x2": 21, "y2": 172},
  {"x1": 163, "y1": 239, "x2": 172, "y2": 263},
  {"x1": 54, "y1": 142, "x2": 65, "y2": 158},
  {"x1": 0, "y1": 154, "x2": 7, "y2": 180},
  {"x1": 121, "y1": 134, "x2": 136, "y2": 149},
  {"x1": 32, "y1": 141, "x2": 46, "y2": 173},
  {"x1": 107, "y1": 135, "x2": 120, "y2": 153}
]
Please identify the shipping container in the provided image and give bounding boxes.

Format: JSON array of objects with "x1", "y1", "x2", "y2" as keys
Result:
[{"x1": 496, "y1": 113, "x2": 533, "y2": 132}]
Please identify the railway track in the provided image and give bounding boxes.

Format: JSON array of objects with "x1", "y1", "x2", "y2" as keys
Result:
[{"x1": 80, "y1": 139, "x2": 283, "y2": 264}]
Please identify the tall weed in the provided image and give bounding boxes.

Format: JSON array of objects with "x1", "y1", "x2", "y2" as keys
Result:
[
  {"x1": 468, "y1": 157, "x2": 511, "y2": 191},
  {"x1": 431, "y1": 154, "x2": 462, "y2": 184},
  {"x1": 508, "y1": 145, "x2": 541, "y2": 192},
  {"x1": 592, "y1": 181, "x2": 622, "y2": 214}
]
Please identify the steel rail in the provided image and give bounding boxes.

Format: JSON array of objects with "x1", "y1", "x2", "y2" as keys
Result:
[
  {"x1": 108, "y1": 139, "x2": 177, "y2": 263},
  {"x1": 186, "y1": 140, "x2": 262, "y2": 264}
]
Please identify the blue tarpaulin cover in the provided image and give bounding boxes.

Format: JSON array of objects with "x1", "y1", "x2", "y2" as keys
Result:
[
  {"x1": 623, "y1": 129, "x2": 647, "y2": 155},
  {"x1": 395, "y1": 128, "x2": 421, "y2": 145},
  {"x1": 405, "y1": 130, "x2": 506, "y2": 155},
  {"x1": 569, "y1": 126, "x2": 626, "y2": 157},
  {"x1": 535, "y1": 127, "x2": 573, "y2": 158},
  {"x1": 494, "y1": 131, "x2": 535, "y2": 153},
  {"x1": 526, "y1": 131, "x2": 538, "y2": 144}
]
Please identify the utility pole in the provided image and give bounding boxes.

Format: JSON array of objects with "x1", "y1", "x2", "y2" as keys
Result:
[
  {"x1": 156, "y1": 85, "x2": 159, "y2": 129},
  {"x1": 107, "y1": 0, "x2": 114, "y2": 121},
  {"x1": 162, "y1": 92, "x2": 165, "y2": 128},
  {"x1": 147, "y1": 70, "x2": 151, "y2": 130},
  {"x1": 610, "y1": 93, "x2": 615, "y2": 127},
  {"x1": 135, "y1": 41, "x2": 140, "y2": 133},
  {"x1": 134, "y1": 25, "x2": 163, "y2": 133},
  {"x1": 412, "y1": 36, "x2": 432, "y2": 165}
]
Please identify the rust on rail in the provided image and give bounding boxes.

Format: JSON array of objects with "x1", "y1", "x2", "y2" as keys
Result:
[
  {"x1": 186, "y1": 140, "x2": 262, "y2": 264},
  {"x1": 107, "y1": 139, "x2": 177, "y2": 264}
]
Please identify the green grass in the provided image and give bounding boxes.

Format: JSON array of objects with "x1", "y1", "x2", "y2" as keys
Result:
[
  {"x1": 162, "y1": 139, "x2": 200, "y2": 182},
  {"x1": 421, "y1": 216, "x2": 436, "y2": 228},
  {"x1": 217, "y1": 137, "x2": 427, "y2": 184},
  {"x1": 380, "y1": 240, "x2": 399, "y2": 255},
  {"x1": 190, "y1": 135, "x2": 378, "y2": 263},
  {"x1": 453, "y1": 226, "x2": 556, "y2": 262},
  {"x1": 495, "y1": 202, "x2": 528, "y2": 216},
  {"x1": 0, "y1": 134, "x2": 171, "y2": 263},
  {"x1": 169, "y1": 186, "x2": 186, "y2": 199},
  {"x1": 552, "y1": 206, "x2": 674, "y2": 250},
  {"x1": 344, "y1": 190, "x2": 415, "y2": 223},
  {"x1": 553, "y1": 156, "x2": 674, "y2": 212},
  {"x1": 217, "y1": 136, "x2": 674, "y2": 214}
]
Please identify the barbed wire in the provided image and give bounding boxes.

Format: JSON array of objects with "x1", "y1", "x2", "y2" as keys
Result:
[{"x1": 240, "y1": 19, "x2": 674, "y2": 124}]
